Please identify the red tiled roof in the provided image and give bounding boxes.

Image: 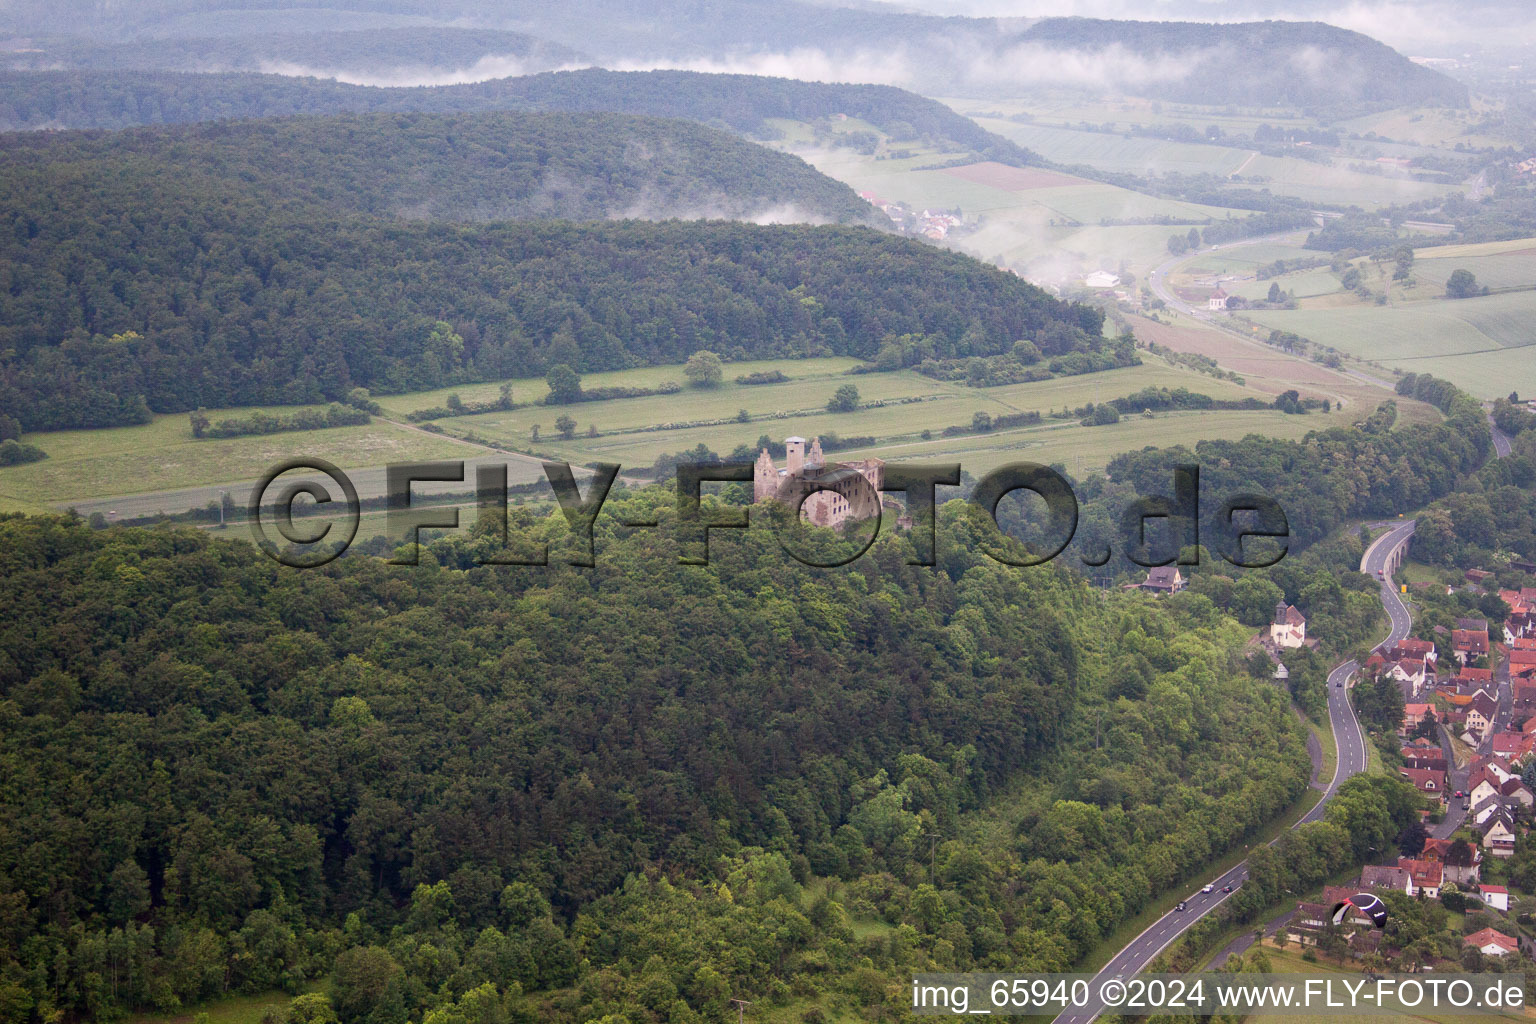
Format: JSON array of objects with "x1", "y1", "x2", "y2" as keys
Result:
[
  {"x1": 1465, "y1": 927, "x2": 1518, "y2": 953},
  {"x1": 1399, "y1": 767, "x2": 1446, "y2": 793},
  {"x1": 1398, "y1": 857, "x2": 1443, "y2": 888}
]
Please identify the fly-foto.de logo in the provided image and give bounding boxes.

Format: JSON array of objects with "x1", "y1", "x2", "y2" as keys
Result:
[{"x1": 248, "y1": 458, "x2": 1290, "y2": 570}]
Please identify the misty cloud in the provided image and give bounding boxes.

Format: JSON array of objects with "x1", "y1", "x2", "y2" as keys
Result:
[{"x1": 256, "y1": 54, "x2": 584, "y2": 88}]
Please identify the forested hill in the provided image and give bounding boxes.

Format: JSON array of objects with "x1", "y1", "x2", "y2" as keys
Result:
[
  {"x1": 0, "y1": 498, "x2": 1323, "y2": 1022},
  {"x1": 2, "y1": 27, "x2": 587, "y2": 76},
  {"x1": 1013, "y1": 19, "x2": 1468, "y2": 110},
  {"x1": 0, "y1": 111, "x2": 884, "y2": 226},
  {"x1": 0, "y1": 153, "x2": 1097, "y2": 428},
  {"x1": 0, "y1": 67, "x2": 1038, "y2": 165}
]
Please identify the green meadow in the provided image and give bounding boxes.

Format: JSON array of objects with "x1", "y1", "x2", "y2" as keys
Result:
[
  {"x1": 442, "y1": 359, "x2": 1271, "y2": 468},
  {"x1": 1246, "y1": 288, "x2": 1536, "y2": 399},
  {"x1": 0, "y1": 404, "x2": 478, "y2": 512}
]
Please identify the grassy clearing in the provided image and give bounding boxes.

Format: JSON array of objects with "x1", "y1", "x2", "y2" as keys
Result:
[
  {"x1": 126, "y1": 986, "x2": 321, "y2": 1024},
  {"x1": 1309, "y1": 715, "x2": 1338, "y2": 788},
  {"x1": 1, "y1": 411, "x2": 477, "y2": 510},
  {"x1": 832, "y1": 409, "x2": 1328, "y2": 478},
  {"x1": 439, "y1": 360, "x2": 1272, "y2": 467}
]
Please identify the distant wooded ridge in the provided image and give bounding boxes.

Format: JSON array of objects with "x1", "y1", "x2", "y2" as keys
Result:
[
  {"x1": 0, "y1": 4, "x2": 1467, "y2": 112},
  {"x1": 0, "y1": 109, "x2": 883, "y2": 227},
  {"x1": 0, "y1": 67, "x2": 1040, "y2": 167}
]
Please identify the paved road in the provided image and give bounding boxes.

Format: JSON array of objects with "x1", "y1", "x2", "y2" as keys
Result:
[
  {"x1": 1488, "y1": 411, "x2": 1514, "y2": 458},
  {"x1": 1051, "y1": 520, "x2": 1416, "y2": 1024}
]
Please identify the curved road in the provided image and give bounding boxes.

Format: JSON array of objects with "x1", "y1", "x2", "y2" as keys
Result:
[
  {"x1": 1052, "y1": 519, "x2": 1416, "y2": 1024},
  {"x1": 1488, "y1": 411, "x2": 1514, "y2": 458}
]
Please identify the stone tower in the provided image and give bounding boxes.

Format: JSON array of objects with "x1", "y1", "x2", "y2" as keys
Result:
[
  {"x1": 754, "y1": 447, "x2": 778, "y2": 502},
  {"x1": 785, "y1": 436, "x2": 806, "y2": 475}
]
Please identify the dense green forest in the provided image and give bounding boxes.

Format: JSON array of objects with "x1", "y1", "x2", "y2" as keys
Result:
[
  {"x1": 0, "y1": 110, "x2": 883, "y2": 226},
  {"x1": 0, "y1": 497, "x2": 1325, "y2": 1022},
  {"x1": 4, "y1": 27, "x2": 585, "y2": 75},
  {"x1": 0, "y1": 68, "x2": 1037, "y2": 167},
  {"x1": 0, "y1": 135, "x2": 1098, "y2": 429}
]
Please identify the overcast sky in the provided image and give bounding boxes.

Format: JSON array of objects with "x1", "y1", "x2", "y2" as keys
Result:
[{"x1": 889, "y1": 0, "x2": 1536, "y2": 54}]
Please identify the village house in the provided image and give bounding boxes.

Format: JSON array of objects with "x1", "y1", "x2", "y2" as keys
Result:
[
  {"x1": 1386, "y1": 638, "x2": 1438, "y2": 664},
  {"x1": 1139, "y1": 566, "x2": 1186, "y2": 595},
  {"x1": 1481, "y1": 812, "x2": 1518, "y2": 857},
  {"x1": 1208, "y1": 285, "x2": 1229, "y2": 311},
  {"x1": 1471, "y1": 794, "x2": 1516, "y2": 827},
  {"x1": 1359, "y1": 864, "x2": 1412, "y2": 894},
  {"x1": 1501, "y1": 776, "x2": 1534, "y2": 809},
  {"x1": 1480, "y1": 885, "x2": 1510, "y2": 912},
  {"x1": 1468, "y1": 761, "x2": 1517, "y2": 806},
  {"x1": 1389, "y1": 657, "x2": 1430, "y2": 696},
  {"x1": 1422, "y1": 837, "x2": 1482, "y2": 884},
  {"x1": 1452, "y1": 627, "x2": 1490, "y2": 664},
  {"x1": 1401, "y1": 703, "x2": 1433, "y2": 734},
  {"x1": 1270, "y1": 601, "x2": 1307, "y2": 648},
  {"x1": 1491, "y1": 730, "x2": 1535, "y2": 762},
  {"x1": 1455, "y1": 667, "x2": 1493, "y2": 690},
  {"x1": 1466, "y1": 691, "x2": 1499, "y2": 740},
  {"x1": 1465, "y1": 927, "x2": 1519, "y2": 956},
  {"x1": 1400, "y1": 746, "x2": 1447, "y2": 772},
  {"x1": 1513, "y1": 649, "x2": 1536, "y2": 677},
  {"x1": 1399, "y1": 766, "x2": 1447, "y2": 803},
  {"x1": 1397, "y1": 857, "x2": 1443, "y2": 898}
]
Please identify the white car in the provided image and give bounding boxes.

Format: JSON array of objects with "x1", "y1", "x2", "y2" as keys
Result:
[{"x1": 1202, "y1": 884, "x2": 1214, "y2": 894}]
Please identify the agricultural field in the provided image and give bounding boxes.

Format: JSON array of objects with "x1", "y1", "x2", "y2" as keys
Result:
[
  {"x1": 443, "y1": 358, "x2": 1274, "y2": 469},
  {"x1": 778, "y1": 138, "x2": 1243, "y2": 282},
  {"x1": 963, "y1": 118, "x2": 1254, "y2": 177},
  {"x1": 1334, "y1": 103, "x2": 1518, "y2": 151},
  {"x1": 1180, "y1": 241, "x2": 1318, "y2": 276},
  {"x1": 952, "y1": 98, "x2": 1461, "y2": 207},
  {"x1": 374, "y1": 357, "x2": 865, "y2": 418},
  {"x1": 0, "y1": 404, "x2": 481, "y2": 513},
  {"x1": 1245, "y1": 287, "x2": 1536, "y2": 399},
  {"x1": 830, "y1": 407, "x2": 1331, "y2": 479},
  {"x1": 1233, "y1": 151, "x2": 1453, "y2": 207},
  {"x1": 1, "y1": 350, "x2": 1345, "y2": 521},
  {"x1": 943, "y1": 93, "x2": 1320, "y2": 139},
  {"x1": 1412, "y1": 240, "x2": 1536, "y2": 294},
  {"x1": 1122, "y1": 314, "x2": 1432, "y2": 420},
  {"x1": 1230, "y1": 266, "x2": 1341, "y2": 300}
]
